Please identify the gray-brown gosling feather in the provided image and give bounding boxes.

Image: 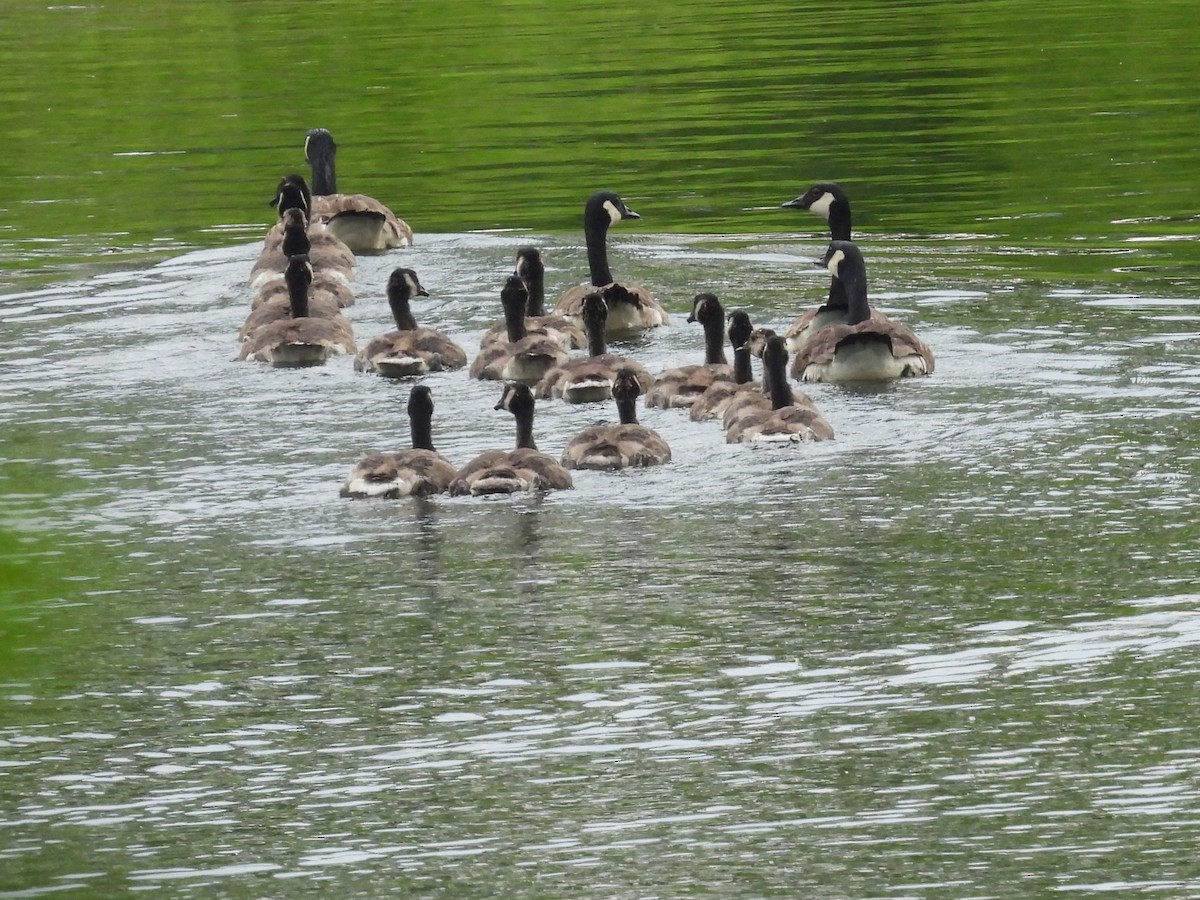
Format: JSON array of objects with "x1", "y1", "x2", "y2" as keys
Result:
[
  {"x1": 340, "y1": 385, "x2": 457, "y2": 498},
  {"x1": 471, "y1": 275, "x2": 571, "y2": 383},
  {"x1": 724, "y1": 334, "x2": 835, "y2": 444},
  {"x1": 646, "y1": 292, "x2": 735, "y2": 409},
  {"x1": 354, "y1": 268, "x2": 467, "y2": 378},
  {"x1": 561, "y1": 367, "x2": 672, "y2": 470}
]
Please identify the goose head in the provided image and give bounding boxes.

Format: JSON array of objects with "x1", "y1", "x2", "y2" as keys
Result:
[
  {"x1": 686, "y1": 292, "x2": 723, "y2": 325},
  {"x1": 304, "y1": 128, "x2": 338, "y2": 195},
  {"x1": 387, "y1": 266, "x2": 429, "y2": 301},
  {"x1": 514, "y1": 247, "x2": 545, "y2": 315},
  {"x1": 783, "y1": 182, "x2": 851, "y2": 241},
  {"x1": 270, "y1": 174, "x2": 312, "y2": 216},
  {"x1": 585, "y1": 190, "x2": 640, "y2": 228},
  {"x1": 611, "y1": 366, "x2": 643, "y2": 404},
  {"x1": 746, "y1": 327, "x2": 778, "y2": 358},
  {"x1": 727, "y1": 310, "x2": 754, "y2": 350}
]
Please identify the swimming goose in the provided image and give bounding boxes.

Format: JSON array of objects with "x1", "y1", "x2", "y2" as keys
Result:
[
  {"x1": 780, "y1": 182, "x2": 890, "y2": 349},
  {"x1": 470, "y1": 275, "x2": 571, "y2": 383},
  {"x1": 239, "y1": 255, "x2": 356, "y2": 367},
  {"x1": 340, "y1": 385, "x2": 457, "y2": 498},
  {"x1": 354, "y1": 268, "x2": 467, "y2": 377},
  {"x1": 552, "y1": 190, "x2": 668, "y2": 333},
  {"x1": 790, "y1": 241, "x2": 935, "y2": 383},
  {"x1": 534, "y1": 290, "x2": 655, "y2": 403},
  {"x1": 252, "y1": 208, "x2": 356, "y2": 307},
  {"x1": 239, "y1": 254, "x2": 355, "y2": 343},
  {"x1": 688, "y1": 310, "x2": 761, "y2": 421},
  {"x1": 561, "y1": 367, "x2": 672, "y2": 470},
  {"x1": 724, "y1": 334, "x2": 835, "y2": 444},
  {"x1": 448, "y1": 382, "x2": 574, "y2": 496},
  {"x1": 645, "y1": 292, "x2": 735, "y2": 409},
  {"x1": 304, "y1": 128, "x2": 414, "y2": 253}
]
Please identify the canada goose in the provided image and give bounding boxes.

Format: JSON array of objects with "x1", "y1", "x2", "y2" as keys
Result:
[
  {"x1": 791, "y1": 241, "x2": 935, "y2": 383},
  {"x1": 239, "y1": 254, "x2": 355, "y2": 342},
  {"x1": 645, "y1": 292, "x2": 736, "y2": 409},
  {"x1": 561, "y1": 368, "x2": 672, "y2": 470},
  {"x1": 780, "y1": 182, "x2": 891, "y2": 349},
  {"x1": 448, "y1": 383, "x2": 574, "y2": 496},
  {"x1": 689, "y1": 310, "x2": 760, "y2": 421},
  {"x1": 470, "y1": 275, "x2": 571, "y2": 383},
  {"x1": 724, "y1": 334, "x2": 835, "y2": 444},
  {"x1": 252, "y1": 210, "x2": 356, "y2": 308},
  {"x1": 253, "y1": 179, "x2": 358, "y2": 289},
  {"x1": 304, "y1": 128, "x2": 413, "y2": 253},
  {"x1": 239, "y1": 254, "x2": 356, "y2": 367},
  {"x1": 354, "y1": 268, "x2": 467, "y2": 377},
  {"x1": 340, "y1": 386, "x2": 457, "y2": 498},
  {"x1": 481, "y1": 248, "x2": 585, "y2": 350},
  {"x1": 552, "y1": 190, "x2": 668, "y2": 333},
  {"x1": 534, "y1": 289, "x2": 655, "y2": 403}
]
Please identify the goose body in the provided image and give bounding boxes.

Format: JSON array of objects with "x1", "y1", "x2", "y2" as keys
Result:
[
  {"x1": 341, "y1": 386, "x2": 457, "y2": 499},
  {"x1": 646, "y1": 293, "x2": 735, "y2": 409},
  {"x1": 724, "y1": 334, "x2": 835, "y2": 444},
  {"x1": 305, "y1": 128, "x2": 413, "y2": 253},
  {"x1": 355, "y1": 268, "x2": 467, "y2": 377},
  {"x1": 471, "y1": 275, "x2": 571, "y2": 383},
  {"x1": 481, "y1": 248, "x2": 585, "y2": 350},
  {"x1": 535, "y1": 290, "x2": 654, "y2": 404},
  {"x1": 253, "y1": 185, "x2": 357, "y2": 289},
  {"x1": 552, "y1": 191, "x2": 668, "y2": 333},
  {"x1": 449, "y1": 383, "x2": 573, "y2": 496},
  {"x1": 239, "y1": 254, "x2": 355, "y2": 366},
  {"x1": 561, "y1": 368, "x2": 671, "y2": 470},
  {"x1": 780, "y1": 183, "x2": 891, "y2": 349},
  {"x1": 791, "y1": 241, "x2": 935, "y2": 383}
]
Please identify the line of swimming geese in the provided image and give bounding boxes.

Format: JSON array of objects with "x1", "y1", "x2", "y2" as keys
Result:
[{"x1": 238, "y1": 136, "x2": 935, "y2": 498}]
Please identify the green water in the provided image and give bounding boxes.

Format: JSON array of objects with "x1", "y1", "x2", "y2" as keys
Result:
[{"x1": 3, "y1": 1, "x2": 1200, "y2": 896}]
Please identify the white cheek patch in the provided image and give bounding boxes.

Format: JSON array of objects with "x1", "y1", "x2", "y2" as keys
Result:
[
  {"x1": 603, "y1": 200, "x2": 623, "y2": 225},
  {"x1": 405, "y1": 273, "x2": 422, "y2": 296},
  {"x1": 808, "y1": 192, "x2": 835, "y2": 220},
  {"x1": 825, "y1": 249, "x2": 846, "y2": 276}
]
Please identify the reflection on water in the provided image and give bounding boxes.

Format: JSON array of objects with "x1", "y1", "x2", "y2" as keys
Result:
[{"x1": 2, "y1": 227, "x2": 1200, "y2": 895}]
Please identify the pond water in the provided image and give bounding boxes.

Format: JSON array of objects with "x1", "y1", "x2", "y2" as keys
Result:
[{"x1": 3, "y1": 1, "x2": 1200, "y2": 897}]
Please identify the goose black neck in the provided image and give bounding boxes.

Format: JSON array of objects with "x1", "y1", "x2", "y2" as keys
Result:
[
  {"x1": 843, "y1": 269, "x2": 871, "y2": 326},
  {"x1": 523, "y1": 265, "x2": 546, "y2": 317},
  {"x1": 828, "y1": 199, "x2": 852, "y2": 242},
  {"x1": 584, "y1": 207, "x2": 614, "y2": 286},
  {"x1": 409, "y1": 412, "x2": 435, "y2": 452},
  {"x1": 763, "y1": 342, "x2": 793, "y2": 409},
  {"x1": 702, "y1": 314, "x2": 728, "y2": 365},
  {"x1": 389, "y1": 295, "x2": 417, "y2": 331},
  {"x1": 513, "y1": 407, "x2": 537, "y2": 450},
  {"x1": 310, "y1": 155, "x2": 337, "y2": 196},
  {"x1": 732, "y1": 346, "x2": 753, "y2": 383},
  {"x1": 615, "y1": 393, "x2": 639, "y2": 425},
  {"x1": 501, "y1": 278, "x2": 528, "y2": 342},
  {"x1": 281, "y1": 222, "x2": 310, "y2": 258},
  {"x1": 285, "y1": 266, "x2": 309, "y2": 318},
  {"x1": 585, "y1": 315, "x2": 607, "y2": 357}
]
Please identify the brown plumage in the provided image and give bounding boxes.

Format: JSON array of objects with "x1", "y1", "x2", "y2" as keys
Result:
[
  {"x1": 551, "y1": 191, "x2": 668, "y2": 333},
  {"x1": 239, "y1": 256, "x2": 351, "y2": 342},
  {"x1": 790, "y1": 242, "x2": 935, "y2": 383},
  {"x1": 448, "y1": 383, "x2": 574, "y2": 496},
  {"x1": 689, "y1": 310, "x2": 762, "y2": 421},
  {"x1": 534, "y1": 290, "x2": 655, "y2": 404},
  {"x1": 471, "y1": 275, "x2": 571, "y2": 383},
  {"x1": 723, "y1": 334, "x2": 835, "y2": 444},
  {"x1": 340, "y1": 386, "x2": 457, "y2": 499},
  {"x1": 253, "y1": 201, "x2": 357, "y2": 289},
  {"x1": 239, "y1": 254, "x2": 355, "y2": 366},
  {"x1": 354, "y1": 268, "x2": 467, "y2": 378},
  {"x1": 561, "y1": 368, "x2": 671, "y2": 470},
  {"x1": 646, "y1": 292, "x2": 735, "y2": 409}
]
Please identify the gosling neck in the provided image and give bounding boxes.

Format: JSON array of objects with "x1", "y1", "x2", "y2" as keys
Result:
[
  {"x1": 732, "y1": 346, "x2": 753, "y2": 384},
  {"x1": 389, "y1": 295, "x2": 418, "y2": 331},
  {"x1": 409, "y1": 411, "x2": 435, "y2": 452},
  {"x1": 702, "y1": 313, "x2": 728, "y2": 365},
  {"x1": 764, "y1": 345, "x2": 793, "y2": 410},
  {"x1": 513, "y1": 407, "x2": 537, "y2": 450},
  {"x1": 615, "y1": 393, "x2": 639, "y2": 426}
]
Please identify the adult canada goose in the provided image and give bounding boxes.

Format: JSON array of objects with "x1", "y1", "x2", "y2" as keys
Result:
[
  {"x1": 253, "y1": 178, "x2": 358, "y2": 289},
  {"x1": 645, "y1": 292, "x2": 735, "y2": 409},
  {"x1": 689, "y1": 310, "x2": 760, "y2": 421},
  {"x1": 340, "y1": 386, "x2": 457, "y2": 499},
  {"x1": 239, "y1": 255, "x2": 356, "y2": 367},
  {"x1": 724, "y1": 334, "x2": 835, "y2": 444},
  {"x1": 448, "y1": 382, "x2": 574, "y2": 496},
  {"x1": 791, "y1": 241, "x2": 935, "y2": 383},
  {"x1": 780, "y1": 182, "x2": 890, "y2": 349},
  {"x1": 551, "y1": 190, "x2": 668, "y2": 333},
  {"x1": 304, "y1": 128, "x2": 414, "y2": 253},
  {"x1": 354, "y1": 268, "x2": 467, "y2": 377},
  {"x1": 238, "y1": 254, "x2": 355, "y2": 343},
  {"x1": 561, "y1": 367, "x2": 672, "y2": 470},
  {"x1": 535, "y1": 289, "x2": 655, "y2": 403},
  {"x1": 481, "y1": 248, "x2": 585, "y2": 350},
  {"x1": 470, "y1": 275, "x2": 571, "y2": 383}
]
